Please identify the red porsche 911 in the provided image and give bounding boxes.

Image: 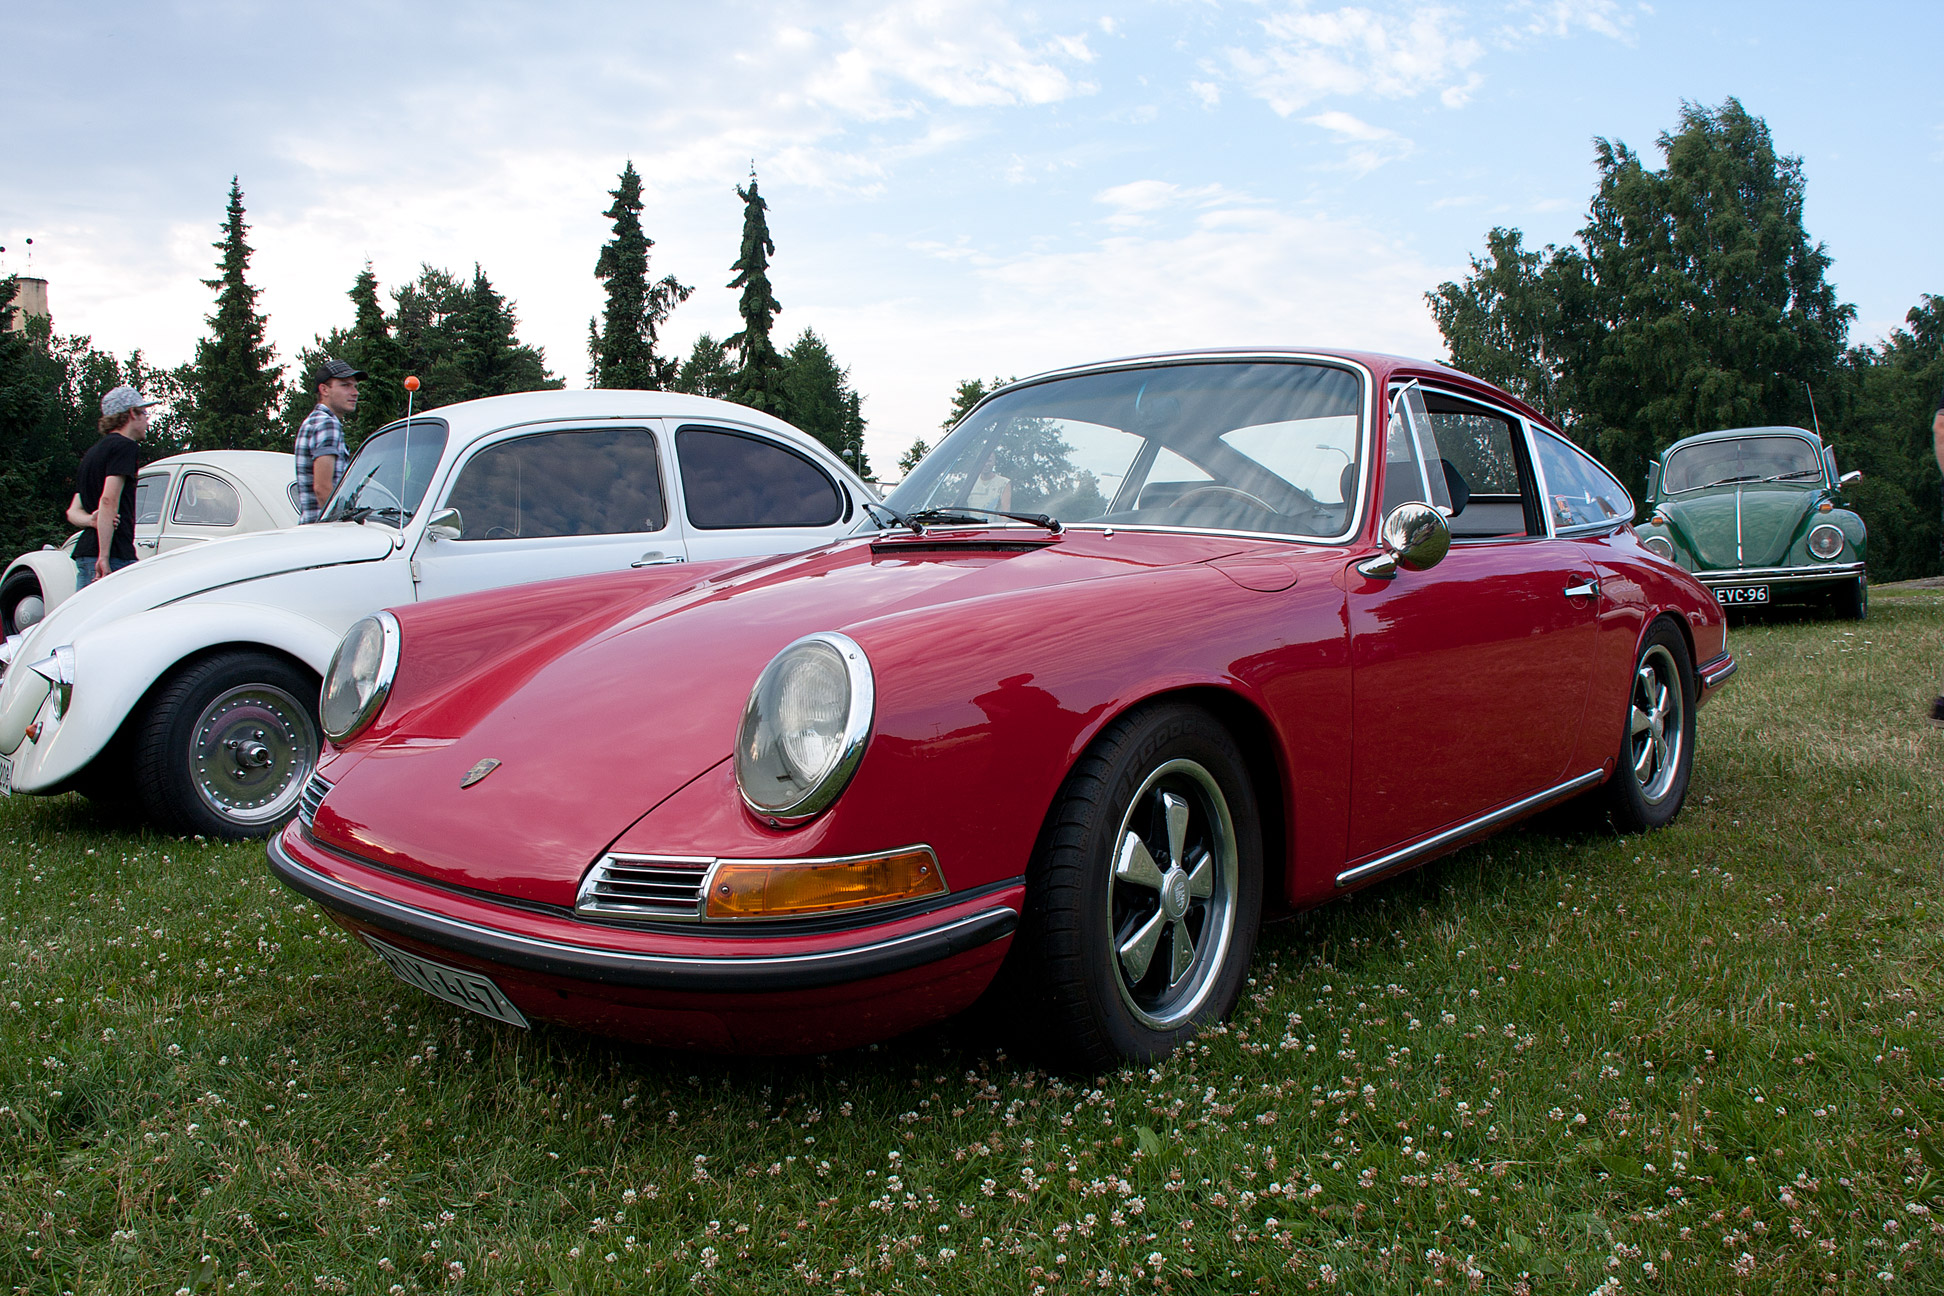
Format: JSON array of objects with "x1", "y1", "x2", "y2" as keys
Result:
[{"x1": 269, "y1": 350, "x2": 1734, "y2": 1069}]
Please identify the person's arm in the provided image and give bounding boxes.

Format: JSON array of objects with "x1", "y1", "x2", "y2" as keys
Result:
[
  {"x1": 93, "y1": 476, "x2": 124, "y2": 579},
  {"x1": 312, "y1": 454, "x2": 336, "y2": 512},
  {"x1": 1932, "y1": 407, "x2": 1943, "y2": 478},
  {"x1": 66, "y1": 494, "x2": 94, "y2": 528}
]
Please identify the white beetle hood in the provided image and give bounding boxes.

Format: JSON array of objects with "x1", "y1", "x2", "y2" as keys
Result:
[{"x1": 11, "y1": 522, "x2": 396, "y2": 663}]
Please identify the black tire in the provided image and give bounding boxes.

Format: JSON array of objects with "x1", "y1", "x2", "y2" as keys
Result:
[
  {"x1": 1599, "y1": 618, "x2": 1696, "y2": 833},
  {"x1": 2, "y1": 569, "x2": 46, "y2": 637},
  {"x1": 1011, "y1": 702, "x2": 1263, "y2": 1071},
  {"x1": 133, "y1": 651, "x2": 321, "y2": 839},
  {"x1": 1835, "y1": 576, "x2": 1868, "y2": 621}
]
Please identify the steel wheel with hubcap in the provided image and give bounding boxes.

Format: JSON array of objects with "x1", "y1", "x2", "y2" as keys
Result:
[
  {"x1": 1012, "y1": 702, "x2": 1262, "y2": 1070},
  {"x1": 1601, "y1": 620, "x2": 1694, "y2": 832},
  {"x1": 135, "y1": 650, "x2": 321, "y2": 838},
  {"x1": 1, "y1": 570, "x2": 45, "y2": 637}
]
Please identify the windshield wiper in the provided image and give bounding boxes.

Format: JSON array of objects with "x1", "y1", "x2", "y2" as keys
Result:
[
  {"x1": 340, "y1": 504, "x2": 405, "y2": 527},
  {"x1": 1764, "y1": 468, "x2": 1822, "y2": 482},
  {"x1": 906, "y1": 507, "x2": 1063, "y2": 534},
  {"x1": 863, "y1": 501, "x2": 925, "y2": 536},
  {"x1": 1700, "y1": 473, "x2": 1764, "y2": 489}
]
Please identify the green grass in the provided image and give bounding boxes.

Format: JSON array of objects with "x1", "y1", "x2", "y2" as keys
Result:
[{"x1": 3, "y1": 590, "x2": 1942, "y2": 1295}]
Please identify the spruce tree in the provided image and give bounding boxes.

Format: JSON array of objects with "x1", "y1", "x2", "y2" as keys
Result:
[
  {"x1": 673, "y1": 333, "x2": 736, "y2": 398},
  {"x1": 589, "y1": 161, "x2": 691, "y2": 390},
  {"x1": 0, "y1": 278, "x2": 70, "y2": 555},
  {"x1": 285, "y1": 264, "x2": 409, "y2": 450},
  {"x1": 454, "y1": 265, "x2": 563, "y2": 402},
  {"x1": 726, "y1": 172, "x2": 787, "y2": 416},
  {"x1": 186, "y1": 179, "x2": 283, "y2": 450}
]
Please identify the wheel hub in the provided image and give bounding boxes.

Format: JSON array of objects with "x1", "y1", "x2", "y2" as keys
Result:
[
  {"x1": 190, "y1": 686, "x2": 318, "y2": 825},
  {"x1": 1161, "y1": 868, "x2": 1191, "y2": 920}
]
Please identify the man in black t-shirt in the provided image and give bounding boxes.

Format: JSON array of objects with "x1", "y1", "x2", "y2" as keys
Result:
[
  {"x1": 1933, "y1": 382, "x2": 1943, "y2": 723},
  {"x1": 74, "y1": 385, "x2": 157, "y2": 589}
]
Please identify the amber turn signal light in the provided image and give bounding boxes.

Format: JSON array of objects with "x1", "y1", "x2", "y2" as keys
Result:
[{"x1": 706, "y1": 848, "x2": 944, "y2": 919}]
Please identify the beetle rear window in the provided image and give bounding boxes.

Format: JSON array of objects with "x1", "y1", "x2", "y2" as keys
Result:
[
  {"x1": 172, "y1": 472, "x2": 241, "y2": 527},
  {"x1": 677, "y1": 427, "x2": 843, "y2": 529}
]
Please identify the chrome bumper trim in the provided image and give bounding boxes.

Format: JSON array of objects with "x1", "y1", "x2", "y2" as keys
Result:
[
  {"x1": 1335, "y1": 768, "x2": 1606, "y2": 890},
  {"x1": 1692, "y1": 562, "x2": 1865, "y2": 587},
  {"x1": 1698, "y1": 652, "x2": 1737, "y2": 690},
  {"x1": 266, "y1": 833, "x2": 1016, "y2": 993}
]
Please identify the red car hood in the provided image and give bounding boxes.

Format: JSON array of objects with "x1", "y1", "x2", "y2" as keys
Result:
[{"x1": 311, "y1": 530, "x2": 1248, "y2": 906}]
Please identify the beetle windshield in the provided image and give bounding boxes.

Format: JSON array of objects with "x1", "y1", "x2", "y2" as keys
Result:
[
  {"x1": 321, "y1": 419, "x2": 450, "y2": 525},
  {"x1": 1663, "y1": 436, "x2": 1821, "y2": 494},
  {"x1": 884, "y1": 361, "x2": 1365, "y2": 539}
]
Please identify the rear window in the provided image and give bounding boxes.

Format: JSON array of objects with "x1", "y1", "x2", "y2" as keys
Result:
[{"x1": 677, "y1": 427, "x2": 843, "y2": 529}]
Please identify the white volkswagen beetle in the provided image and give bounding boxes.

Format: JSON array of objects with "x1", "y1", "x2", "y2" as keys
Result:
[
  {"x1": 0, "y1": 390, "x2": 876, "y2": 838},
  {"x1": 1, "y1": 450, "x2": 301, "y2": 636}
]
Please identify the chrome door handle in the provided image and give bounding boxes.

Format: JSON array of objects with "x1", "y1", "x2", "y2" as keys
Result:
[
  {"x1": 1563, "y1": 578, "x2": 1599, "y2": 599},
  {"x1": 630, "y1": 551, "x2": 686, "y2": 568}
]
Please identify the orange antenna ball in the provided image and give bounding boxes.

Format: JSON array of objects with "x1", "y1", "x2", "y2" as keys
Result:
[{"x1": 404, "y1": 375, "x2": 420, "y2": 391}]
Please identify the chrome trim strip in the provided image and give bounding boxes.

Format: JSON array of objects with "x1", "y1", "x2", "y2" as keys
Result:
[
  {"x1": 1693, "y1": 562, "x2": 1866, "y2": 586},
  {"x1": 1334, "y1": 769, "x2": 1607, "y2": 890},
  {"x1": 1698, "y1": 652, "x2": 1737, "y2": 689},
  {"x1": 1734, "y1": 486, "x2": 1744, "y2": 568},
  {"x1": 267, "y1": 833, "x2": 1016, "y2": 993}
]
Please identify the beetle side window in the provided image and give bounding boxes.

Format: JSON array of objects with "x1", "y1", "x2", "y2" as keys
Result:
[
  {"x1": 133, "y1": 473, "x2": 167, "y2": 527},
  {"x1": 171, "y1": 472, "x2": 241, "y2": 527},
  {"x1": 1533, "y1": 430, "x2": 1632, "y2": 532},
  {"x1": 677, "y1": 427, "x2": 843, "y2": 529},
  {"x1": 444, "y1": 428, "x2": 667, "y2": 540}
]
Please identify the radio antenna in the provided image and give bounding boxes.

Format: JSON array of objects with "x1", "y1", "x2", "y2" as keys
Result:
[{"x1": 1804, "y1": 382, "x2": 1822, "y2": 438}]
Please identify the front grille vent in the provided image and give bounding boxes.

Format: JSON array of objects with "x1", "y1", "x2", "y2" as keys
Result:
[
  {"x1": 575, "y1": 854, "x2": 712, "y2": 922},
  {"x1": 297, "y1": 772, "x2": 331, "y2": 830}
]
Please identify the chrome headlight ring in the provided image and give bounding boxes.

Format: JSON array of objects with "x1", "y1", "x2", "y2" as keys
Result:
[
  {"x1": 1641, "y1": 534, "x2": 1675, "y2": 562},
  {"x1": 1807, "y1": 523, "x2": 1845, "y2": 560},
  {"x1": 736, "y1": 632, "x2": 874, "y2": 824},
  {"x1": 320, "y1": 612, "x2": 401, "y2": 745}
]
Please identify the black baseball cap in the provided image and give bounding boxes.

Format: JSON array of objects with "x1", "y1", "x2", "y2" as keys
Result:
[{"x1": 311, "y1": 358, "x2": 368, "y2": 386}]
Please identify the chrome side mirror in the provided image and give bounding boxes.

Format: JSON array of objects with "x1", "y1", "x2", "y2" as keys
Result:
[
  {"x1": 425, "y1": 507, "x2": 464, "y2": 541},
  {"x1": 1839, "y1": 470, "x2": 1862, "y2": 487},
  {"x1": 1357, "y1": 502, "x2": 1451, "y2": 580}
]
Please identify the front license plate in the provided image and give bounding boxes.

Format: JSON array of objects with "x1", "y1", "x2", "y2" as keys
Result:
[
  {"x1": 0, "y1": 753, "x2": 12, "y2": 796},
  {"x1": 363, "y1": 934, "x2": 529, "y2": 1028},
  {"x1": 1714, "y1": 585, "x2": 1769, "y2": 606}
]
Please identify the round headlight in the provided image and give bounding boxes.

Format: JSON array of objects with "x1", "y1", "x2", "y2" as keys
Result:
[
  {"x1": 1807, "y1": 523, "x2": 1844, "y2": 560},
  {"x1": 1642, "y1": 534, "x2": 1675, "y2": 561},
  {"x1": 321, "y1": 612, "x2": 400, "y2": 744},
  {"x1": 736, "y1": 632, "x2": 874, "y2": 822}
]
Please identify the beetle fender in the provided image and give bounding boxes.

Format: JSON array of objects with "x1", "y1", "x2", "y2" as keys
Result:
[{"x1": 8, "y1": 602, "x2": 340, "y2": 792}]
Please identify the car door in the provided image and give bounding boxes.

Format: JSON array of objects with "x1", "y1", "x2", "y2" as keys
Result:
[
  {"x1": 156, "y1": 469, "x2": 247, "y2": 554},
  {"x1": 671, "y1": 424, "x2": 857, "y2": 563},
  {"x1": 410, "y1": 423, "x2": 683, "y2": 602},
  {"x1": 130, "y1": 469, "x2": 172, "y2": 560},
  {"x1": 1345, "y1": 386, "x2": 1602, "y2": 862}
]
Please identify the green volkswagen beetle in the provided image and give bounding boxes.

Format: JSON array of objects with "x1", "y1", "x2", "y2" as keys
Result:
[{"x1": 1634, "y1": 426, "x2": 1867, "y2": 619}]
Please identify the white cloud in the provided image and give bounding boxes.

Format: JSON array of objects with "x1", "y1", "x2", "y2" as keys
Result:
[
  {"x1": 1304, "y1": 110, "x2": 1413, "y2": 173},
  {"x1": 1094, "y1": 180, "x2": 1240, "y2": 229},
  {"x1": 1190, "y1": 80, "x2": 1223, "y2": 108},
  {"x1": 1228, "y1": 4, "x2": 1485, "y2": 116},
  {"x1": 1501, "y1": 0, "x2": 1640, "y2": 43}
]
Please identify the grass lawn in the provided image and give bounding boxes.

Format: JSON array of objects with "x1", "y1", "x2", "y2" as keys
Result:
[{"x1": 3, "y1": 590, "x2": 1941, "y2": 1295}]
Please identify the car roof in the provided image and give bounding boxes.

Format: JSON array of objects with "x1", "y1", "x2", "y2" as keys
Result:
[
  {"x1": 397, "y1": 389, "x2": 865, "y2": 483},
  {"x1": 1661, "y1": 425, "x2": 1824, "y2": 456},
  {"x1": 988, "y1": 347, "x2": 1560, "y2": 434}
]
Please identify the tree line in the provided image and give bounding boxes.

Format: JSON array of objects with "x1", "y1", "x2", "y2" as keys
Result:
[
  {"x1": 0, "y1": 164, "x2": 870, "y2": 560},
  {"x1": 1429, "y1": 99, "x2": 1941, "y2": 581}
]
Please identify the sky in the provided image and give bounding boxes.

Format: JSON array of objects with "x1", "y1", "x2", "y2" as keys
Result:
[{"x1": 5, "y1": 0, "x2": 1941, "y2": 473}]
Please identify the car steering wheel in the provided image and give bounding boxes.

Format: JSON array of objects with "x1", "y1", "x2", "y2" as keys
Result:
[{"x1": 1170, "y1": 484, "x2": 1279, "y2": 514}]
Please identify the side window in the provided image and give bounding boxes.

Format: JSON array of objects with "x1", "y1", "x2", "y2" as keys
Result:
[
  {"x1": 1533, "y1": 430, "x2": 1632, "y2": 531},
  {"x1": 133, "y1": 473, "x2": 167, "y2": 527},
  {"x1": 677, "y1": 427, "x2": 843, "y2": 529},
  {"x1": 171, "y1": 472, "x2": 241, "y2": 527},
  {"x1": 444, "y1": 428, "x2": 667, "y2": 540},
  {"x1": 286, "y1": 482, "x2": 303, "y2": 514},
  {"x1": 1423, "y1": 394, "x2": 1539, "y2": 538}
]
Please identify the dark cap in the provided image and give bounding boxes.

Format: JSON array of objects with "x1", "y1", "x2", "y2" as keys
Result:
[{"x1": 310, "y1": 358, "x2": 367, "y2": 387}]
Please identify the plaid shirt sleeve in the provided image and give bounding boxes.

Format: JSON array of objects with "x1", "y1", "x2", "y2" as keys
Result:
[{"x1": 294, "y1": 406, "x2": 349, "y2": 523}]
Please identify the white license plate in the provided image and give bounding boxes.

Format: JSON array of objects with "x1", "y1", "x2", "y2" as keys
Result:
[
  {"x1": 1714, "y1": 585, "x2": 1769, "y2": 606},
  {"x1": 363, "y1": 934, "x2": 529, "y2": 1028},
  {"x1": 0, "y1": 753, "x2": 11, "y2": 796}
]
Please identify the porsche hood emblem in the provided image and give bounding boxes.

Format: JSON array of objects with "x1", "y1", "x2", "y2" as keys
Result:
[{"x1": 460, "y1": 758, "x2": 502, "y2": 788}]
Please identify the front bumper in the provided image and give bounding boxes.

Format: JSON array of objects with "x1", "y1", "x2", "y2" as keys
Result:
[
  {"x1": 1691, "y1": 561, "x2": 1865, "y2": 589},
  {"x1": 267, "y1": 827, "x2": 1020, "y2": 997}
]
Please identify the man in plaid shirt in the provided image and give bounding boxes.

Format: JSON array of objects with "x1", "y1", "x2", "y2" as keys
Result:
[{"x1": 295, "y1": 358, "x2": 365, "y2": 522}]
